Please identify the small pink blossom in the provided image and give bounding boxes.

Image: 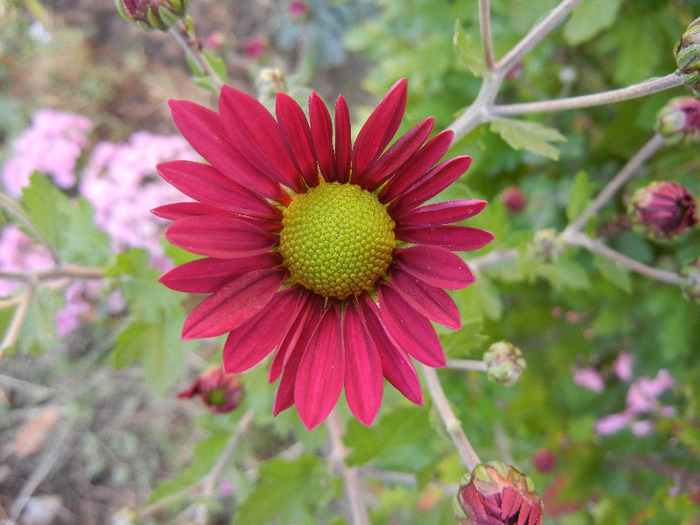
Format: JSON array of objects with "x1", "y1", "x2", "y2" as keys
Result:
[
  {"x1": 595, "y1": 412, "x2": 633, "y2": 436},
  {"x1": 611, "y1": 352, "x2": 634, "y2": 382},
  {"x1": 244, "y1": 37, "x2": 269, "y2": 61},
  {"x1": 573, "y1": 367, "x2": 605, "y2": 393},
  {"x1": 0, "y1": 225, "x2": 54, "y2": 297}
]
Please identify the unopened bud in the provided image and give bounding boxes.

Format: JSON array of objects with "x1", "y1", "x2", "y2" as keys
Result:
[
  {"x1": 674, "y1": 17, "x2": 700, "y2": 96},
  {"x1": 289, "y1": 1, "x2": 311, "y2": 21},
  {"x1": 532, "y1": 449, "x2": 557, "y2": 473},
  {"x1": 655, "y1": 97, "x2": 700, "y2": 145},
  {"x1": 455, "y1": 461, "x2": 543, "y2": 525},
  {"x1": 529, "y1": 229, "x2": 564, "y2": 263},
  {"x1": 177, "y1": 366, "x2": 243, "y2": 413},
  {"x1": 501, "y1": 187, "x2": 527, "y2": 213},
  {"x1": 627, "y1": 181, "x2": 698, "y2": 240},
  {"x1": 115, "y1": 0, "x2": 188, "y2": 31},
  {"x1": 484, "y1": 341, "x2": 526, "y2": 386}
]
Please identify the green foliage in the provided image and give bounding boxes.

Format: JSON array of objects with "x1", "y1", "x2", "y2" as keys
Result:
[
  {"x1": 453, "y1": 20, "x2": 488, "y2": 78},
  {"x1": 563, "y1": 0, "x2": 624, "y2": 45},
  {"x1": 490, "y1": 118, "x2": 567, "y2": 160}
]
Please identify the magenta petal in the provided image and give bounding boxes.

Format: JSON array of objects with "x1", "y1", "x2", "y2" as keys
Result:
[
  {"x1": 269, "y1": 291, "x2": 318, "y2": 383},
  {"x1": 343, "y1": 300, "x2": 383, "y2": 426},
  {"x1": 359, "y1": 295, "x2": 423, "y2": 405},
  {"x1": 159, "y1": 253, "x2": 281, "y2": 293},
  {"x1": 309, "y1": 92, "x2": 335, "y2": 182},
  {"x1": 395, "y1": 245, "x2": 476, "y2": 289},
  {"x1": 294, "y1": 304, "x2": 345, "y2": 429},
  {"x1": 334, "y1": 96, "x2": 352, "y2": 183},
  {"x1": 395, "y1": 200, "x2": 487, "y2": 226},
  {"x1": 357, "y1": 117, "x2": 434, "y2": 191},
  {"x1": 165, "y1": 215, "x2": 277, "y2": 259},
  {"x1": 352, "y1": 79, "x2": 408, "y2": 177},
  {"x1": 378, "y1": 130, "x2": 454, "y2": 203},
  {"x1": 390, "y1": 269, "x2": 461, "y2": 330},
  {"x1": 219, "y1": 86, "x2": 303, "y2": 191},
  {"x1": 276, "y1": 92, "x2": 319, "y2": 186},
  {"x1": 168, "y1": 100, "x2": 288, "y2": 203},
  {"x1": 396, "y1": 224, "x2": 495, "y2": 252},
  {"x1": 388, "y1": 156, "x2": 472, "y2": 215},
  {"x1": 223, "y1": 287, "x2": 303, "y2": 373},
  {"x1": 152, "y1": 202, "x2": 232, "y2": 220},
  {"x1": 182, "y1": 268, "x2": 286, "y2": 340},
  {"x1": 377, "y1": 283, "x2": 446, "y2": 367},
  {"x1": 157, "y1": 161, "x2": 280, "y2": 220}
]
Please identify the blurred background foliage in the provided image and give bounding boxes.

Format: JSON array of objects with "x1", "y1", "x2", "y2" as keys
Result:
[{"x1": 0, "y1": 0, "x2": 699, "y2": 523}]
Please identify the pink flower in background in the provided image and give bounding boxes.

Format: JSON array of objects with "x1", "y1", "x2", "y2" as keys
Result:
[
  {"x1": 1, "y1": 109, "x2": 92, "y2": 196},
  {"x1": 156, "y1": 79, "x2": 492, "y2": 428},
  {"x1": 289, "y1": 1, "x2": 310, "y2": 20},
  {"x1": 573, "y1": 367, "x2": 605, "y2": 393},
  {"x1": 0, "y1": 225, "x2": 54, "y2": 297},
  {"x1": 611, "y1": 352, "x2": 634, "y2": 382},
  {"x1": 81, "y1": 131, "x2": 198, "y2": 269},
  {"x1": 595, "y1": 412, "x2": 633, "y2": 436},
  {"x1": 244, "y1": 37, "x2": 268, "y2": 61}
]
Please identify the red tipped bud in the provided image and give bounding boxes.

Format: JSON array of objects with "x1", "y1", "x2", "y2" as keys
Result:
[
  {"x1": 177, "y1": 366, "x2": 243, "y2": 413},
  {"x1": 627, "y1": 181, "x2": 698, "y2": 240},
  {"x1": 501, "y1": 187, "x2": 527, "y2": 213},
  {"x1": 655, "y1": 97, "x2": 700, "y2": 145},
  {"x1": 532, "y1": 449, "x2": 557, "y2": 474},
  {"x1": 115, "y1": 0, "x2": 188, "y2": 31},
  {"x1": 455, "y1": 461, "x2": 543, "y2": 525},
  {"x1": 484, "y1": 341, "x2": 526, "y2": 387}
]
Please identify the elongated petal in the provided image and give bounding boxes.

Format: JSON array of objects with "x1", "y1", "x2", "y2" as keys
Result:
[
  {"x1": 334, "y1": 96, "x2": 352, "y2": 183},
  {"x1": 268, "y1": 291, "x2": 318, "y2": 383},
  {"x1": 343, "y1": 300, "x2": 383, "y2": 426},
  {"x1": 395, "y1": 245, "x2": 475, "y2": 289},
  {"x1": 357, "y1": 117, "x2": 434, "y2": 191},
  {"x1": 272, "y1": 299, "x2": 323, "y2": 415},
  {"x1": 165, "y1": 215, "x2": 276, "y2": 259},
  {"x1": 359, "y1": 294, "x2": 423, "y2": 405},
  {"x1": 377, "y1": 283, "x2": 446, "y2": 367},
  {"x1": 276, "y1": 92, "x2": 319, "y2": 186},
  {"x1": 396, "y1": 224, "x2": 494, "y2": 251},
  {"x1": 294, "y1": 304, "x2": 345, "y2": 429},
  {"x1": 378, "y1": 130, "x2": 454, "y2": 203},
  {"x1": 152, "y1": 202, "x2": 231, "y2": 220},
  {"x1": 395, "y1": 200, "x2": 487, "y2": 226},
  {"x1": 388, "y1": 156, "x2": 472, "y2": 215},
  {"x1": 168, "y1": 100, "x2": 288, "y2": 202},
  {"x1": 159, "y1": 253, "x2": 281, "y2": 293},
  {"x1": 223, "y1": 287, "x2": 303, "y2": 373},
  {"x1": 352, "y1": 79, "x2": 407, "y2": 177},
  {"x1": 309, "y1": 92, "x2": 335, "y2": 182},
  {"x1": 157, "y1": 160, "x2": 280, "y2": 220},
  {"x1": 182, "y1": 268, "x2": 286, "y2": 340},
  {"x1": 390, "y1": 269, "x2": 461, "y2": 330},
  {"x1": 219, "y1": 86, "x2": 303, "y2": 191}
]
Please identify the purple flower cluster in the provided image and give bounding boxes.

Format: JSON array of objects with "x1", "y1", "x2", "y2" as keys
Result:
[
  {"x1": 1, "y1": 109, "x2": 92, "y2": 196},
  {"x1": 1, "y1": 108, "x2": 198, "y2": 336},
  {"x1": 80, "y1": 130, "x2": 198, "y2": 269}
]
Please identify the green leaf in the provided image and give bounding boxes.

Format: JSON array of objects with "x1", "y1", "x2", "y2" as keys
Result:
[
  {"x1": 563, "y1": 0, "x2": 622, "y2": 45},
  {"x1": 233, "y1": 455, "x2": 327, "y2": 525},
  {"x1": 593, "y1": 254, "x2": 632, "y2": 293},
  {"x1": 19, "y1": 173, "x2": 71, "y2": 254},
  {"x1": 490, "y1": 118, "x2": 566, "y2": 160},
  {"x1": 536, "y1": 259, "x2": 591, "y2": 291},
  {"x1": 566, "y1": 170, "x2": 596, "y2": 224},
  {"x1": 453, "y1": 20, "x2": 489, "y2": 77},
  {"x1": 202, "y1": 49, "x2": 227, "y2": 82},
  {"x1": 17, "y1": 286, "x2": 63, "y2": 357},
  {"x1": 61, "y1": 198, "x2": 112, "y2": 266}
]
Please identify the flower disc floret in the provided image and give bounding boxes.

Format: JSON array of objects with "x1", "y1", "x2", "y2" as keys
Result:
[{"x1": 280, "y1": 182, "x2": 395, "y2": 299}]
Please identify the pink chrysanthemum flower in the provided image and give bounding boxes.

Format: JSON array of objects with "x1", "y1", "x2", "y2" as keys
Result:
[{"x1": 155, "y1": 79, "x2": 493, "y2": 429}]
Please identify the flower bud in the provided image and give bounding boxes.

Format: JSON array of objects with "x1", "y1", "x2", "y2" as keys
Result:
[
  {"x1": 501, "y1": 187, "x2": 527, "y2": 213},
  {"x1": 455, "y1": 461, "x2": 543, "y2": 525},
  {"x1": 674, "y1": 17, "x2": 700, "y2": 95},
  {"x1": 681, "y1": 258, "x2": 700, "y2": 304},
  {"x1": 528, "y1": 229, "x2": 564, "y2": 263},
  {"x1": 484, "y1": 341, "x2": 526, "y2": 387},
  {"x1": 627, "y1": 181, "x2": 698, "y2": 240},
  {"x1": 289, "y1": 1, "x2": 311, "y2": 21},
  {"x1": 532, "y1": 449, "x2": 557, "y2": 474},
  {"x1": 177, "y1": 366, "x2": 243, "y2": 413},
  {"x1": 655, "y1": 97, "x2": 700, "y2": 145},
  {"x1": 115, "y1": 0, "x2": 188, "y2": 31}
]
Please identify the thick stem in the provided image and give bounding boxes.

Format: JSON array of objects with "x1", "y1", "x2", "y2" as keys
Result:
[
  {"x1": 496, "y1": 0, "x2": 585, "y2": 73},
  {"x1": 327, "y1": 409, "x2": 370, "y2": 525},
  {"x1": 564, "y1": 232, "x2": 684, "y2": 285},
  {"x1": 421, "y1": 365, "x2": 481, "y2": 471},
  {"x1": 478, "y1": 0, "x2": 495, "y2": 71},
  {"x1": 563, "y1": 134, "x2": 665, "y2": 237},
  {"x1": 493, "y1": 74, "x2": 684, "y2": 116},
  {"x1": 0, "y1": 265, "x2": 105, "y2": 282},
  {"x1": 446, "y1": 359, "x2": 488, "y2": 373},
  {"x1": 169, "y1": 20, "x2": 223, "y2": 90}
]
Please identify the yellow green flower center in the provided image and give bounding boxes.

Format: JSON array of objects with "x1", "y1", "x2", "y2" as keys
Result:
[{"x1": 279, "y1": 182, "x2": 395, "y2": 300}]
